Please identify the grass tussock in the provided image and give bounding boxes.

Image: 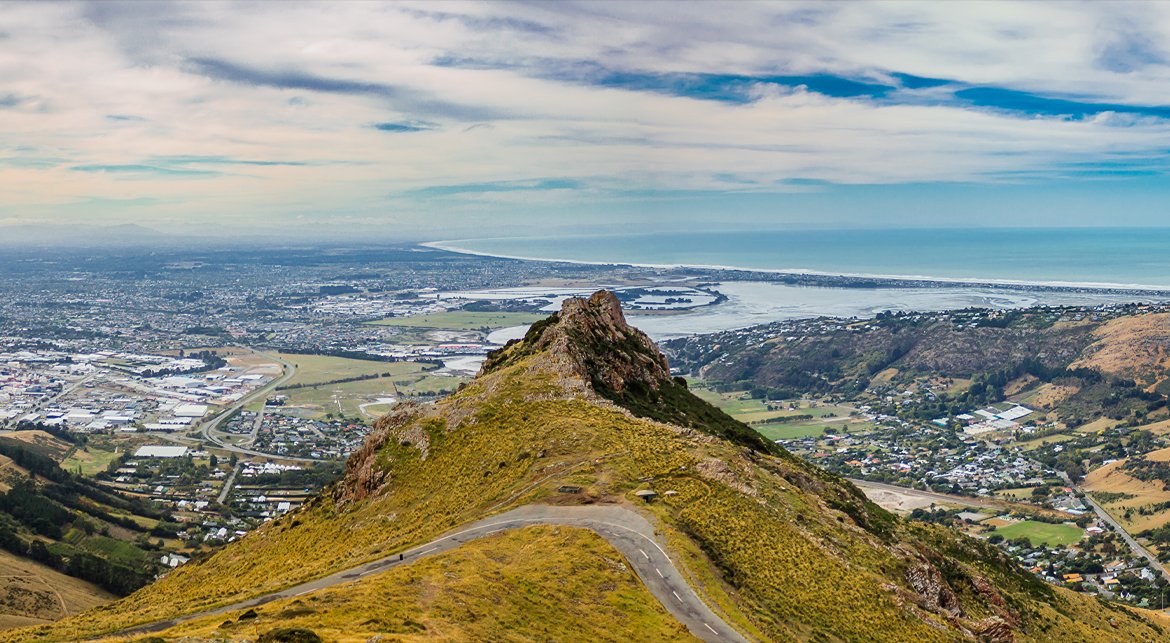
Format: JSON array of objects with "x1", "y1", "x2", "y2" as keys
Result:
[{"x1": 105, "y1": 526, "x2": 695, "y2": 643}]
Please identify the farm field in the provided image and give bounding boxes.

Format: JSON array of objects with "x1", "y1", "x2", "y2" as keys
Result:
[
  {"x1": 756, "y1": 423, "x2": 851, "y2": 440},
  {"x1": 692, "y1": 389, "x2": 867, "y2": 440},
  {"x1": 1002, "y1": 433, "x2": 1077, "y2": 451},
  {"x1": 61, "y1": 446, "x2": 123, "y2": 476},
  {"x1": 994, "y1": 520, "x2": 1083, "y2": 547},
  {"x1": 277, "y1": 353, "x2": 428, "y2": 388},
  {"x1": 282, "y1": 372, "x2": 467, "y2": 420},
  {"x1": 1074, "y1": 418, "x2": 1117, "y2": 434},
  {"x1": 1131, "y1": 418, "x2": 1170, "y2": 436},
  {"x1": 995, "y1": 487, "x2": 1039, "y2": 501},
  {"x1": 692, "y1": 390, "x2": 854, "y2": 420},
  {"x1": 366, "y1": 311, "x2": 545, "y2": 330}
]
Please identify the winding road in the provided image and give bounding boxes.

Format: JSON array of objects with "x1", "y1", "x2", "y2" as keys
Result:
[
  {"x1": 194, "y1": 349, "x2": 324, "y2": 463},
  {"x1": 1056, "y1": 471, "x2": 1170, "y2": 584},
  {"x1": 111, "y1": 505, "x2": 747, "y2": 642}
]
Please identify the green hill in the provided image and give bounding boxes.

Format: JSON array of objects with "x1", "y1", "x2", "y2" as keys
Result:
[{"x1": 9, "y1": 292, "x2": 1169, "y2": 642}]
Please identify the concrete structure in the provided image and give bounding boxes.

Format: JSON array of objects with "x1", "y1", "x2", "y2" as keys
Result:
[{"x1": 134, "y1": 445, "x2": 190, "y2": 458}]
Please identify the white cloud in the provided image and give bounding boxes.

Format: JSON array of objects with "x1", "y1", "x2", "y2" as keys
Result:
[{"x1": 2, "y1": 1, "x2": 1170, "y2": 233}]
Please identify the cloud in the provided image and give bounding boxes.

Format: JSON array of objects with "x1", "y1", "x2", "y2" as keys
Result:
[
  {"x1": 187, "y1": 57, "x2": 397, "y2": 97},
  {"x1": 5, "y1": 1, "x2": 1170, "y2": 235},
  {"x1": 185, "y1": 55, "x2": 509, "y2": 121},
  {"x1": 407, "y1": 178, "x2": 583, "y2": 196},
  {"x1": 149, "y1": 155, "x2": 309, "y2": 167},
  {"x1": 398, "y1": 7, "x2": 560, "y2": 37},
  {"x1": 372, "y1": 122, "x2": 435, "y2": 133},
  {"x1": 70, "y1": 164, "x2": 220, "y2": 177},
  {"x1": 954, "y1": 87, "x2": 1170, "y2": 119}
]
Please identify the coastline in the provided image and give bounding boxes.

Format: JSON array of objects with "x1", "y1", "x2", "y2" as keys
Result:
[{"x1": 421, "y1": 239, "x2": 1170, "y2": 297}]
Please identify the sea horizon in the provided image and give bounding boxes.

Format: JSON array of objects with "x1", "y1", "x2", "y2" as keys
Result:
[{"x1": 425, "y1": 227, "x2": 1170, "y2": 292}]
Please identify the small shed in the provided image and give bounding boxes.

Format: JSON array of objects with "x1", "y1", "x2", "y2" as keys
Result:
[{"x1": 634, "y1": 489, "x2": 658, "y2": 502}]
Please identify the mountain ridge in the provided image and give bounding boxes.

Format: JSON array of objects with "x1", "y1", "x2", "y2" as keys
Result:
[{"x1": 7, "y1": 291, "x2": 1170, "y2": 642}]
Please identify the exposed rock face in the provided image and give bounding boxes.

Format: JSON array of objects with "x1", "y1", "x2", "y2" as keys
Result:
[
  {"x1": 482, "y1": 290, "x2": 672, "y2": 395},
  {"x1": 335, "y1": 402, "x2": 424, "y2": 505},
  {"x1": 973, "y1": 617, "x2": 1015, "y2": 643},
  {"x1": 482, "y1": 291, "x2": 779, "y2": 454},
  {"x1": 905, "y1": 559, "x2": 962, "y2": 617}
]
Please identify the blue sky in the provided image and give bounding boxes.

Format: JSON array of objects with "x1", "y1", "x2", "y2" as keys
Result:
[{"x1": 3, "y1": 1, "x2": 1170, "y2": 241}]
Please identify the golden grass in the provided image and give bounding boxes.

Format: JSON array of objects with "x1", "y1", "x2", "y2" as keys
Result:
[
  {"x1": 1, "y1": 431, "x2": 72, "y2": 462},
  {"x1": 0, "y1": 547, "x2": 114, "y2": 630},
  {"x1": 1027, "y1": 382, "x2": 1081, "y2": 409},
  {"x1": 101, "y1": 526, "x2": 695, "y2": 643},
  {"x1": 1072, "y1": 312, "x2": 1170, "y2": 382},
  {"x1": 1076, "y1": 417, "x2": 1118, "y2": 434},
  {"x1": 1084, "y1": 460, "x2": 1170, "y2": 532},
  {"x1": 1133, "y1": 418, "x2": 1170, "y2": 436}
]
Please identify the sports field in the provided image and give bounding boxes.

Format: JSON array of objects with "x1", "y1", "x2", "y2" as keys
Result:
[
  {"x1": 277, "y1": 353, "x2": 428, "y2": 388},
  {"x1": 994, "y1": 520, "x2": 1082, "y2": 546}
]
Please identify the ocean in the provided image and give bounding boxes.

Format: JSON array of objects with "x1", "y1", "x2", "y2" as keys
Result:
[{"x1": 430, "y1": 228, "x2": 1170, "y2": 289}]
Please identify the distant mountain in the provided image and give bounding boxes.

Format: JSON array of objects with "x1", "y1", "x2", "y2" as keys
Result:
[
  {"x1": 0, "y1": 223, "x2": 180, "y2": 247},
  {"x1": 11, "y1": 293, "x2": 1169, "y2": 641},
  {"x1": 0, "y1": 222, "x2": 434, "y2": 248}
]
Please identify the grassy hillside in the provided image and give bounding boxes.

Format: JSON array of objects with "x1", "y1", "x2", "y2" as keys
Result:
[
  {"x1": 1073, "y1": 313, "x2": 1170, "y2": 384},
  {"x1": 105, "y1": 526, "x2": 694, "y2": 642},
  {"x1": 10, "y1": 293, "x2": 1170, "y2": 642},
  {"x1": 667, "y1": 308, "x2": 1170, "y2": 429},
  {"x1": 0, "y1": 547, "x2": 113, "y2": 630},
  {"x1": 0, "y1": 435, "x2": 176, "y2": 603},
  {"x1": 668, "y1": 312, "x2": 1098, "y2": 398}
]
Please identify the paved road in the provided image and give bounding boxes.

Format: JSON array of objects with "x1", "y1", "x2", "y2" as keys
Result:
[
  {"x1": 1057, "y1": 472, "x2": 1170, "y2": 583},
  {"x1": 112, "y1": 505, "x2": 747, "y2": 642},
  {"x1": 215, "y1": 462, "x2": 242, "y2": 505},
  {"x1": 194, "y1": 349, "x2": 323, "y2": 463}
]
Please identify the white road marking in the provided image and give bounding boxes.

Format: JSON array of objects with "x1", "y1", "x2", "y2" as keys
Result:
[
  {"x1": 417, "y1": 547, "x2": 438, "y2": 556},
  {"x1": 704, "y1": 623, "x2": 718, "y2": 634},
  {"x1": 672, "y1": 591, "x2": 682, "y2": 601},
  {"x1": 639, "y1": 548, "x2": 649, "y2": 559},
  {"x1": 655, "y1": 567, "x2": 664, "y2": 578},
  {"x1": 294, "y1": 589, "x2": 313, "y2": 596}
]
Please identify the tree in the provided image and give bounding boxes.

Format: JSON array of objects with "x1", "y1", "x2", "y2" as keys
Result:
[{"x1": 209, "y1": 454, "x2": 219, "y2": 468}]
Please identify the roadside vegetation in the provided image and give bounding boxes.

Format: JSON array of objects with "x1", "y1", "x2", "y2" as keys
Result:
[{"x1": 110, "y1": 526, "x2": 695, "y2": 643}]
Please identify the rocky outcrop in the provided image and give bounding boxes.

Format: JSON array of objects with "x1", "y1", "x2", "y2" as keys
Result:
[
  {"x1": 905, "y1": 559, "x2": 962, "y2": 617},
  {"x1": 482, "y1": 290, "x2": 672, "y2": 395},
  {"x1": 335, "y1": 402, "x2": 424, "y2": 505}
]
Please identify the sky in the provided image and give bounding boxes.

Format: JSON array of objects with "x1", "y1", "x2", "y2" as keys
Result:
[{"x1": 4, "y1": 1, "x2": 1170, "y2": 242}]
